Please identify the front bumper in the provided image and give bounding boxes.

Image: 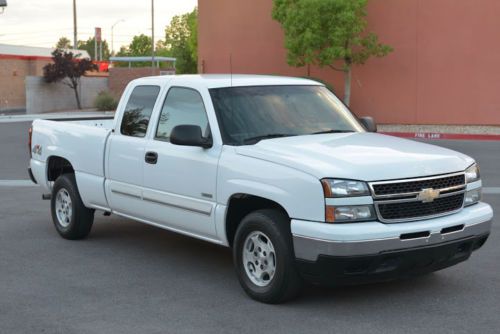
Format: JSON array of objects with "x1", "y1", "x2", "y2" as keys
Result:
[
  {"x1": 291, "y1": 202, "x2": 493, "y2": 284},
  {"x1": 296, "y1": 233, "x2": 489, "y2": 285},
  {"x1": 292, "y1": 202, "x2": 493, "y2": 261}
]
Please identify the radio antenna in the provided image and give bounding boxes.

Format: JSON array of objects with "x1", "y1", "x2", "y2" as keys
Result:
[{"x1": 230, "y1": 53, "x2": 233, "y2": 86}]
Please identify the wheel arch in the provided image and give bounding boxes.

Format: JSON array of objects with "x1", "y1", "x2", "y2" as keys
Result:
[
  {"x1": 47, "y1": 155, "x2": 75, "y2": 181},
  {"x1": 225, "y1": 193, "x2": 290, "y2": 247}
]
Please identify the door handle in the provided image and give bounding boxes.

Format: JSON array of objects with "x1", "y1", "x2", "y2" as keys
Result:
[{"x1": 145, "y1": 151, "x2": 158, "y2": 164}]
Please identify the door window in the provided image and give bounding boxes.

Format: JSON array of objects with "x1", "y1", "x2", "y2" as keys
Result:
[
  {"x1": 120, "y1": 85, "x2": 161, "y2": 137},
  {"x1": 155, "y1": 87, "x2": 210, "y2": 141}
]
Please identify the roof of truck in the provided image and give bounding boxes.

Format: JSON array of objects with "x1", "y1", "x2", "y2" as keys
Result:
[{"x1": 134, "y1": 74, "x2": 323, "y2": 89}]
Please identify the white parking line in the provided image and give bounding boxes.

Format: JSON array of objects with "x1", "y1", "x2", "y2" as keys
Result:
[
  {"x1": 0, "y1": 180, "x2": 37, "y2": 187},
  {"x1": 483, "y1": 187, "x2": 500, "y2": 195}
]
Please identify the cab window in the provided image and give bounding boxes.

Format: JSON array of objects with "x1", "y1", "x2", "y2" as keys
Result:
[
  {"x1": 155, "y1": 87, "x2": 210, "y2": 141},
  {"x1": 120, "y1": 85, "x2": 161, "y2": 137}
]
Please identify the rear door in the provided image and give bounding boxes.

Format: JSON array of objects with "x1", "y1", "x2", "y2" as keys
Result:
[
  {"x1": 141, "y1": 86, "x2": 221, "y2": 238},
  {"x1": 105, "y1": 84, "x2": 162, "y2": 217}
]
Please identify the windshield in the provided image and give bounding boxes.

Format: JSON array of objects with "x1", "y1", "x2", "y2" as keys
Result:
[{"x1": 209, "y1": 85, "x2": 364, "y2": 145}]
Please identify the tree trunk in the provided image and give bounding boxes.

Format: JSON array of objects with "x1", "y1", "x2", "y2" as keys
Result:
[
  {"x1": 343, "y1": 66, "x2": 352, "y2": 107},
  {"x1": 72, "y1": 84, "x2": 82, "y2": 110}
]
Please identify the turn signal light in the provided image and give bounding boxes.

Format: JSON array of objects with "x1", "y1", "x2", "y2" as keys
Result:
[
  {"x1": 325, "y1": 205, "x2": 376, "y2": 223},
  {"x1": 326, "y1": 206, "x2": 336, "y2": 223}
]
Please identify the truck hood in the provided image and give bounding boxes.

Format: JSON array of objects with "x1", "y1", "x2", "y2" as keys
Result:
[{"x1": 235, "y1": 133, "x2": 474, "y2": 181}]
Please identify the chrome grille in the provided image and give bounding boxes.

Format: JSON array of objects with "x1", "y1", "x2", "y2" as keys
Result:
[
  {"x1": 370, "y1": 173, "x2": 466, "y2": 223},
  {"x1": 372, "y1": 174, "x2": 465, "y2": 198},
  {"x1": 377, "y1": 193, "x2": 464, "y2": 221}
]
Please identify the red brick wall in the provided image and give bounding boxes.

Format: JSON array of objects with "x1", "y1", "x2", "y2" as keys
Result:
[
  {"x1": 108, "y1": 67, "x2": 161, "y2": 97},
  {"x1": 198, "y1": 0, "x2": 500, "y2": 125},
  {"x1": 0, "y1": 58, "x2": 48, "y2": 111}
]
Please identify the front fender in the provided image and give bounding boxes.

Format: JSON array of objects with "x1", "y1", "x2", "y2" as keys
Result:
[{"x1": 217, "y1": 147, "x2": 325, "y2": 222}]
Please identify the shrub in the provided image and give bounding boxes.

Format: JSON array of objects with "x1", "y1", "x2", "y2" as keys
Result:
[{"x1": 94, "y1": 91, "x2": 118, "y2": 111}]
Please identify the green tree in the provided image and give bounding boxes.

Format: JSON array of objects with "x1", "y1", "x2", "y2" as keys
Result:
[
  {"x1": 115, "y1": 34, "x2": 153, "y2": 67},
  {"x1": 55, "y1": 37, "x2": 71, "y2": 49},
  {"x1": 164, "y1": 8, "x2": 198, "y2": 74},
  {"x1": 43, "y1": 49, "x2": 97, "y2": 109},
  {"x1": 187, "y1": 8, "x2": 198, "y2": 64},
  {"x1": 272, "y1": 0, "x2": 393, "y2": 106},
  {"x1": 128, "y1": 34, "x2": 152, "y2": 56},
  {"x1": 77, "y1": 37, "x2": 111, "y2": 61},
  {"x1": 155, "y1": 40, "x2": 170, "y2": 57}
]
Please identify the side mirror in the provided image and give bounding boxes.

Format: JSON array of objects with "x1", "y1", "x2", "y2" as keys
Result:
[
  {"x1": 170, "y1": 125, "x2": 213, "y2": 149},
  {"x1": 359, "y1": 117, "x2": 377, "y2": 133}
]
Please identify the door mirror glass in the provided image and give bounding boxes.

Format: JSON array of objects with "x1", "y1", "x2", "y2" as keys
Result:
[
  {"x1": 170, "y1": 125, "x2": 213, "y2": 149},
  {"x1": 359, "y1": 116, "x2": 377, "y2": 133}
]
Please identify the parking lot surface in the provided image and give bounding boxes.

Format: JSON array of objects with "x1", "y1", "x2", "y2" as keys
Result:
[{"x1": 1, "y1": 121, "x2": 499, "y2": 334}]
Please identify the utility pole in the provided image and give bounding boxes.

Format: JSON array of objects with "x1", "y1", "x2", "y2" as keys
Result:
[
  {"x1": 94, "y1": 27, "x2": 101, "y2": 61},
  {"x1": 73, "y1": 0, "x2": 77, "y2": 49},
  {"x1": 151, "y1": 0, "x2": 155, "y2": 75}
]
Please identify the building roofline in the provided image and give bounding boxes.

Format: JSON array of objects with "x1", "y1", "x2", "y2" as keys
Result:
[{"x1": 0, "y1": 43, "x2": 90, "y2": 59}]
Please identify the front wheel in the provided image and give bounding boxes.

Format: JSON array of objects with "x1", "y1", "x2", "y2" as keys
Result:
[
  {"x1": 51, "y1": 174, "x2": 94, "y2": 240},
  {"x1": 233, "y1": 209, "x2": 303, "y2": 304}
]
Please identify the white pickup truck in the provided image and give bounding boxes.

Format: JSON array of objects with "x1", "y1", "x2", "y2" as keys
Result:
[{"x1": 29, "y1": 75, "x2": 493, "y2": 303}]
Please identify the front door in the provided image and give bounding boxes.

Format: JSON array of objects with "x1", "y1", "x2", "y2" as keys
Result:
[{"x1": 142, "y1": 86, "x2": 220, "y2": 238}]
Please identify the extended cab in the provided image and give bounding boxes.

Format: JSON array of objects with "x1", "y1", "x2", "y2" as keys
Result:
[{"x1": 29, "y1": 75, "x2": 493, "y2": 303}]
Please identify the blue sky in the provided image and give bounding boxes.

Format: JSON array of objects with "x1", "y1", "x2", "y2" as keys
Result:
[{"x1": 0, "y1": 0, "x2": 197, "y2": 50}]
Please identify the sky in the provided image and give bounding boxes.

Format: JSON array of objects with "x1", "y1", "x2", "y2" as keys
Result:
[{"x1": 0, "y1": 0, "x2": 197, "y2": 52}]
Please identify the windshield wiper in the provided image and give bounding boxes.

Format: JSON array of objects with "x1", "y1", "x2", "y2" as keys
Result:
[
  {"x1": 311, "y1": 129, "x2": 355, "y2": 135},
  {"x1": 243, "y1": 133, "x2": 297, "y2": 144}
]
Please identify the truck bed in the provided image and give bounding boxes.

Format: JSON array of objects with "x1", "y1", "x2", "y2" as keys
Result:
[{"x1": 30, "y1": 117, "x2": 115, "y2": 209}]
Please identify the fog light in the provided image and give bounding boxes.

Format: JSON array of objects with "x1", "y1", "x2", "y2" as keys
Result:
[
  {"x1": 465, "y1": 189, "x2": 481, "y2": 207},
  {"x1": 326, "y1": 205, "x2": 376, "y2": 223}
]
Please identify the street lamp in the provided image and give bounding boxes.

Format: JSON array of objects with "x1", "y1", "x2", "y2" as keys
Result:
[{"x1": 111, "y1": 19, "x2": 125, "y2": 56}]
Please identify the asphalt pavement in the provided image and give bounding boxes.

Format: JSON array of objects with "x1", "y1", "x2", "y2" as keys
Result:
[{"x1": 0, "y1": 121, "x2": 499, "y2": 334}]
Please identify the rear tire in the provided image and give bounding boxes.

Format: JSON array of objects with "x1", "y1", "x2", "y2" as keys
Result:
[
  {"x1": 233, "y1": 209, "x2": 303, "y2": 304},
  {"x1": 51, "y1": 174, "x2": 94, "y2": 240}
]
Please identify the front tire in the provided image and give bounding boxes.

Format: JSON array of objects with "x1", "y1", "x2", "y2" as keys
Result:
[
  {"x1": 233, "y1": 209, "x2": 303, "y2": 304},
  {"x1": 51, "y1": 174, "x2": 94, "y2": 240}
]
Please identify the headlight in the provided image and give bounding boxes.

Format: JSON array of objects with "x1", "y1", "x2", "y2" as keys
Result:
[
  {"x1": 321, "y1": 179, "x2": 370, "y2": 198},
  {"x1": 465, "y1": 163, "x2": 480, "y2": 183},
  {"x1": 325, "y1": 205, "x2": 376, "y2": 223},
  {"x1": 464, "y1": 189, "x2": 481, "y2": 207}
]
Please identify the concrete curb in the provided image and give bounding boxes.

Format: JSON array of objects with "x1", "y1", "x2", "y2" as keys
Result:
[{"x1": 0, "y1": 111, "x2": 115, "y2": 123}]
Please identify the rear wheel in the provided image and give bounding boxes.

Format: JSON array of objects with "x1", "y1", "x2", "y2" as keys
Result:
[
  {"x1": 233, "y1": 209, "x2": 303, "y2": 304},
  {"x1": 51, "y1": 174, "x2": 94, "y2": 240}
]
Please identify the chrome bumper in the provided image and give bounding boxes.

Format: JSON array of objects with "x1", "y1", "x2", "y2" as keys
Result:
[{"x1": 292, "y1": 202, "x2": 493, "y2": 261}]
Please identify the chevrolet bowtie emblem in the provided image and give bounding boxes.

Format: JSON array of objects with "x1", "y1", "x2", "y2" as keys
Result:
[{"x1": 417, "y1": 188, "x2": 440, "y2": 203}]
